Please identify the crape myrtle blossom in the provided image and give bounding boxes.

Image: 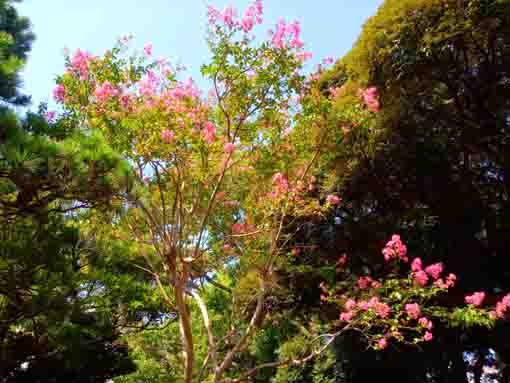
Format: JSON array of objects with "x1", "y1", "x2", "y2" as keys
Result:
[
  {"x1": 465, "y1": 291, "x2": 485, "y2": 307},
  {"x1": 161, "y1": 129, "x2": 176, "y2": 144},
  {"x1": 493, "y1": 294, "x2": 510, "y2": 318},
  {"x1": 95, "y1": 81, "x2": 119, "y2": 103},
  {"x1": 405, "y1": 303, "x2": 421, "y2": 319},
  {"x1": 69, "y1": 48, "x2": 95, "y2": 80},
  {"x1": 241, "y1": 0, "x2": 263, "y2": 32},
  {"x1": 44, "y1": 111, "x2": 56, "y2": 122},
  {"x1": 382, "y1": 234, "x2": 408, "y2": 262},
  {"x1": 359, "y1": 86, "x2": 380, "y2": 112},
  {"x1": 53, "y1": 84, "x2": 65, "y2": 103},
  {"x1": 326, "y1": 194, "x2": 341, "y2": 205},
  {"x1": 144, "y1": 42, "x2": 153, "y2": 56}
]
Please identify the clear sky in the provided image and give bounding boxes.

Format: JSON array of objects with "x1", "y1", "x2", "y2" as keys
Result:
[{"x1": 16, "y1": 0, "x2": 383, "y2": 110}]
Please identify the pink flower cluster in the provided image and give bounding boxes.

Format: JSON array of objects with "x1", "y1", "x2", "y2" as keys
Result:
[
  {"x1": 241, "y1": 0, "x2": 263, "y2": 32},
  {"x1": 465, "y1": 291, "x2": 485, "y2": 307},
  {"x1": 207, "y1": 1, "x2": 264, "y2": 32},
  {"x1": 405, "y1": 303, "x2": 421, "y2": 319},
  {"x1": 326, "y1": 194, "x2": 341, "y2": 205},
  {"x1": 410, "y1": 257, "x2": 456, "y2": 288},
  {"x1": 69, "y1": 49, "x2": 94, "y2": 80},
  {"x1": 161, "y1": 129, "x2": 176, "y2": 144},
  {"x1": 44, "y1": 111, "x2": 56, "y2": 122},
  {"x1": 382, "y1": 234, "x2": 408, "y2": 262},
  {"x1": 271, "y1": 19, "x2": 304, "y2": 49},
  {"x1": 95, "y1": 81, "x2": 119, "y2": 103},
  {"x1": 360, "y1": 86, "x2": 380, "y2": 113},
  {"x1": 357, "y1": 276, "x2": 381, "y2": 289},
  {"x1": 139, "y1": 70, "x2": 159, "y2": 98},
  {"x1": 378, "y1": 337, "x2": 388, "y2": 349},
  {"x1": 322, "y1": 56, "x2": 335, "y2": 65},
  {"x1": 296, "y1": 51, "x2": 313, "y2": 62},
  {"x1": 223, "y1": 142, "x2": 236, "y2": 154},
  {"x1": 418, "y1": 317, "x2": 433, "y2": 330},
  {"x1": 494, "y1": 294, "x2": 510, "y2": 318},
  {"x1": 53, "y1": 84, "x2": 66, "y2": 103},
  {"x1": 340, "y1": 296, "x2": 391, "y2": 322},
  {"x1": 144, "y1": 43, "x2": 153, "y2": 56},
  {"x1": 201, "y1": 122, "x2": 216, "y2": 144},
  {"x1": 269, "y1": 172, "x2": 289, "y2": 198}
]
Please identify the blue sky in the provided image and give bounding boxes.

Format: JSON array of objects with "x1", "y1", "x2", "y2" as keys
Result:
[{"x1": 16, "y1": 0, "x2": 383, "y2": 110}]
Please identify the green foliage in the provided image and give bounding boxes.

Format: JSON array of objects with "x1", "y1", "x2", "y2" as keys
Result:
[{"x1": 0, "y1": 0, "x2": 34, "y2": 106}]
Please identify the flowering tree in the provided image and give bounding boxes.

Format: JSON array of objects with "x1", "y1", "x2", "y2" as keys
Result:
[{"x1": 51, "y1": 1, "x2": 509, "y2": 382}]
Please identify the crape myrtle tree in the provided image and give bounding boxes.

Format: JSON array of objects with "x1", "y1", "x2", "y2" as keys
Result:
[{"x1": 53, "y1": 1, "x2": 510, "y2": 382}]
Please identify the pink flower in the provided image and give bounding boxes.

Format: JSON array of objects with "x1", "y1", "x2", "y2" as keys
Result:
[
  {"x1": 254, "y1": 0, "x2": 263, "y2": 15},
  {"x1": 322, "y1": 56, "x2": 334, "y2": 65},
  {"x1": 378, "y1": 338, "x2": 388, "y2": 350},
  {"x1": 296, "y1": 51, "x2": 313, "y2": 62},
  {"x1": 425, "y1": 262, "x2": 443, "y2": 280},
  {"x1": 326, "y1": 194, "x2": 341, "y2": 205},
  {"x1": 405, "y1": 303, "x2": 421, "y2": 319},
  {"x1": 424, "y1": 331, "x2": 433, "y2": 341},
  {"x1": 345, "y1": 299, "x2": 356, "y2": 311},
  {"x1": 361, "y1": 86, "x2": 380, "y2": 112},
  {"x1": 144, "y1": 43, "x2": 153, "y2": 56},
  {"x1": 418, "y1": 317, "x2": 433, "y2": 330},
  {"x1": 44, "y1": 111, "x2": 56, "y2": 122},
  {"x1": 95, "y1": 81, "x2": 119, "y2": 103},
  {"x1": 496, "y1": 302, "x2": 507, "y2": 318},
  {"x1": 139, "y1": 70, "x2": 159, "y2": 98},
  {"x1": 221, "y1": 5, "x2": 237, "y2": 28},
  {"x1": 240, "y1": 1, "x2": 262, "y2": 32},
  {"x1": 207, "y1": 5, "x2": 221, "y2": 22},
  {"x1": 70, "y1": 49, "x2": 94, "y2": 79},
  {"x1": 358, "y1": 300, "x2": 370, "y2": 311},
  {"x1": 202, "y1": 121, "x2": 216, "y2": 144},
  {"x1": 53, "y1": 84, "x2": 66, "y2": 103},
  {"x1": 241, "y1": 16, "x2": 254, "y2": 32},
  {"x1": 375, "y1": 302, "x2": 391, "y2": 318},
  {"x1": 414, "y1": 270, "x2": 429, "y2": 286},
  {"x1": 382, "y1": 234, "x2": 408, "y2": 262},
  {"x1": 340, "y1": 311, "x2": 354, "y2": 322},
  {"x1": 271, "y1": 172, "x2": 289, "y2": 196},
  {"x1": 161, "y1": 129, "x2": 175, "y2": 144},
  {"x1": 271, "y1": 19, "x2": 287, "y2": 48},
  {"x1": 465, "y1": 291, "x2": 485, "y2": 307},
  {"x1": 224, "y1": 142, "x2": 236, "y2": 154},
  {"x1": 357, "y1": 276, "x2": 373, "y2": 289},
  {"x1": 411, "y1": 257, "x2": 423, "y2": 272},
  {"x1": 286, "y1": 20, "x2": 303, "y2": 48}
]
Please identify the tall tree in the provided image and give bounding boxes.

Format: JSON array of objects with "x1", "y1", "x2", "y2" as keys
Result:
[{"x1": 294, "y1": 0, "x2": 510, "y2": 381}]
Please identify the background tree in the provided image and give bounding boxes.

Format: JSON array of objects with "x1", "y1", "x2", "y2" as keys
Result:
[{"x1": 280, "y1": 0, "x2": 510, "y2": 382}]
